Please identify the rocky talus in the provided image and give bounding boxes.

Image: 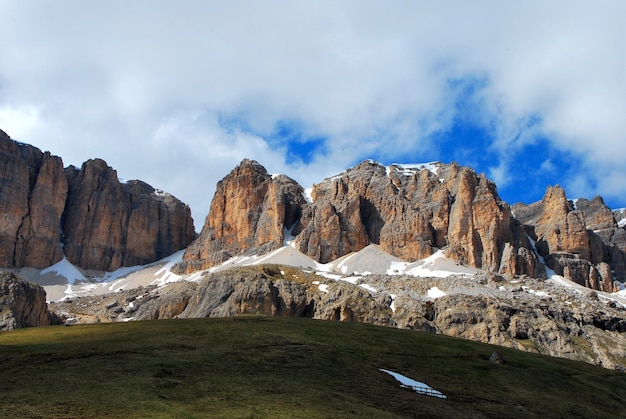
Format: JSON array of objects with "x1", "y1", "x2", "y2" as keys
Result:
[
  {"x1": 0, "y1": 129, "x2": 196, "y2": 271},
  {"x1": 513, "y1": 186, "x2": 626, "y2": 292},
  {"x1": 0, "y1": 271, "x2": 56, "y2": 330},
  {"x1": 50, "y1": 264, "x2": 626, "y2": 370}
]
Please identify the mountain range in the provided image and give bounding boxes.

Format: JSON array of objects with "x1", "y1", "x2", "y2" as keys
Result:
[{"x1": 1, "y1": 129, "x2": 625, "y2": 369}]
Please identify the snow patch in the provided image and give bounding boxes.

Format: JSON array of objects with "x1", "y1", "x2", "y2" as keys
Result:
[
  {"x1": 388, "y1": 250, "x2": 478, "y2": 278},
  {"x1": 318, "y1": 283, "x2": 329, "y2": 293},
  {"x1": 390, "y1": 162, "x2": 441, "y2": 177},
  {"x1": 150, "y1": 250, "x2": 185, "y2": 286},
  {"x1": 379, "y1": 369, "x2": 447, "y2": 399},
  {"x1": 427, "y1": 286, "x2": 446, "y2": 299},
  {"x1": 303, "y1": 187, "x2": 314, "y2": 203},
  {"x1": 41, "y1": 258, "x2": 86, "y2": 285},
  {"x1": 359, "y1": 283, "x2": 377, "y2": 293},
  {"x1": 283, "y1": 226, "x2": 296, "y2": 247}
]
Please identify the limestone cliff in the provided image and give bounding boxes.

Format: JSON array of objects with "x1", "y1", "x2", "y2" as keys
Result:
[
  {"x1": 513, "y1": 186, "x2": 625, "y2": 291},
  {"x1": 295, "y1": 161, "x2": 541, "y2": 278},
  {"x1": 177, "y1": 159, "x2": 306, "y2": 273},
  {"x1": 180, "y1": 160, "x2": 542, "y2": 278},
  {"x1": 0, "y1": 130, "x2": 195, "y2": 272},
  {"x1": 63, "y1": 160, "x2": 196, "y2": 271},
  {"x1": 0, "y1": 129, "x2": 67, "y2": 269}
]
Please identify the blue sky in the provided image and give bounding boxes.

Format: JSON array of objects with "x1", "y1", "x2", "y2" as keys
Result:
[{"x1": 1, "y1": 1, "x2": 625, "y2": 223}]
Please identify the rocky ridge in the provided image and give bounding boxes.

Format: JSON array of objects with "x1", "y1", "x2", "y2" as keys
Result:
[
  {"x1": 178, "y1": 159, "x2": 625, "y2": 292},
  {"x1": 0, "y1": 129, "x2": 196, "y2": 272}
]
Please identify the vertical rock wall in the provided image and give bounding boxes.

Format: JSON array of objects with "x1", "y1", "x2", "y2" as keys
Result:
[{"x1": 0, "y1": 129, "x2": 196, "y2": 272}]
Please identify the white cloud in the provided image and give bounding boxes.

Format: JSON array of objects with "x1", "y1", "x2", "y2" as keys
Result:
[
  {"x1": 0, "y1": 105, "x2": 40, "y2": 140},
  {"x1": 1, "y1": 1, "x2": 625, "y2": 224}
]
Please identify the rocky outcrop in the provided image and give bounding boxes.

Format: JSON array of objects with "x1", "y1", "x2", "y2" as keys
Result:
[
  {"x1": 180, "y1": 160, "x2": 543, "y2": 278},
  {"x1": 0, "y1": 129, "x2": 67, "y2": 269},
  {"x1": 513, "y1": 186, "x2": 625, "y2": 289},
  {"x1": 49, "y1": 264, "x2": 626, "y2": 369},
  {"x1": 0, "y1": 271, "x2": 54, "y2": 330},
  {"x1": 63, "y1": 160, "x2": 196, "y2": 271},
  {"x1": 177, "y1": 159, "x2": 306, "y2": 273},
  {"x1": 0, "y1": 130, "x2": 196, "y2": 272}
]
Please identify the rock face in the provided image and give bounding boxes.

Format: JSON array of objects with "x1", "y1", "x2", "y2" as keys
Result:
[
  {"x1": 513, "y1": 186, "x2": 626, "y2": 291},
  {"x1": 0, "y1": 130, "x2": 67, "y2": 269},
  {"x1": 0, "y1": 129, "x2": 195, "y2": 272},
  {"x1": 177, "y1": 159, "x2": 306, "y2": 273},
  {"x1": 0, "y1": 271, "x2": 53, "y2": 330},
  {"x1": 64, "y1": 160, "x2": 196, "y2": 271},
  {"x1": 295, "y1": 161, "x2": 542, "y2": 279},
  {"x1": 181, "y1": 159, "x2": 625, "y2": 292},
  {"x1": 180, "y1": 160, "x2": 543, "y2": 278}
]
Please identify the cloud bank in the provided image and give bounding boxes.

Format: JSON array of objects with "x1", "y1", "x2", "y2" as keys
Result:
[{"x1": 1, "y1": 1, "x2": 625, "y2": 224}]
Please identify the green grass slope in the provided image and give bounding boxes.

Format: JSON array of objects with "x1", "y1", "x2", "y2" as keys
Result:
[{"x1": 0, "y1": 317, "x2": 624, "y2": 418}]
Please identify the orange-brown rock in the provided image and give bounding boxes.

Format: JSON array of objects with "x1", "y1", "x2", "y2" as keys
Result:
[
  {"x1": 177, "y1": 159, "x2": 306, "y2": 272},
  {"x1": 294, "y1": 161, "x2": 538, "y2": 276},
  {"x1": 534, "y1": 186, "x2": 590, "y2": 259},
  {"x1": 0, "y1": 129, "x2": 67, "y2": 268},
  {"x1": 181, "y1": 159, "x2": 542, "y2": 277},
  {"x1": 63, "y1": 159, "x2": 196, "y2": 271},
  {"x1": 514, "y1": 186, "x2": 626, "y2": 286},
  {"x1": 0, "y1": 130, "x2": 195, "y2": 272}
]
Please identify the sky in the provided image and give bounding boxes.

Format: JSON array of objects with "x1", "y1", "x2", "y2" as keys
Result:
[{"x1": 1, "y1": 1, "x2": 625, "y2": 228}]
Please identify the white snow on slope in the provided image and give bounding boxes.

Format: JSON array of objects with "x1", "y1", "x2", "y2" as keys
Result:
[
  {"x1": 35, "y1": 236, "x2": 626, "y2": 307},
  {"x1": 427, "y1": 286, "x2": 446, "y2": 299},
  {"x1": 379, "y1": 369, "x2": 447, "y2": 399},
  {"x1": 390, "y1": 162, "x2": 441, "y2": 177},
  {"x1": 41, "y1": 257, "x2": 86, "y2": 285},
  {"x1": 151, "y1": 250, "x2": 185, "y2": 287},
  {"x1": 388, "y1": 250, "x2": 479, "y2": 278},
  {"x1": 303, "y1": 187, "x2": 314, "y2": 203}
]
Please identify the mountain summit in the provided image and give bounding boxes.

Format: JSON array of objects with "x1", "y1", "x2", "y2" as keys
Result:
[{"x1": 177, "y1": 159, "x2": 624, "y2": 292}]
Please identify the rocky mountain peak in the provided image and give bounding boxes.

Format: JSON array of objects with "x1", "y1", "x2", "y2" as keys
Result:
[
  {"x1": 177, "y1": 158, "x2": 625, "y2": 292},
  {"x1": 176, "y1": 159, "x2": 306, "y2": 273},
  {"x1": 178, "y1": 159, "x2": 544, "y2": 279},
  {"x1": 514, "y1": 186, "x2": 625, "y2": 291}
]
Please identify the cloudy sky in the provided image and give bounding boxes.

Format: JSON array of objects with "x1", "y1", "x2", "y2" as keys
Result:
[{"x1": 1, "y1": 1, "x2": 625, "y2": 227}]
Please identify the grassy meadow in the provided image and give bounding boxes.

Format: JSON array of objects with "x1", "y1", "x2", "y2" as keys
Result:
[{"x1": 0, "y1": 317, "x2": 624, "y2": 418}]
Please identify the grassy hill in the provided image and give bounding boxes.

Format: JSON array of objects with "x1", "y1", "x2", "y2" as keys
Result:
[{"x1": 0, "y1": 317, "x2": 624, "y2": 418}]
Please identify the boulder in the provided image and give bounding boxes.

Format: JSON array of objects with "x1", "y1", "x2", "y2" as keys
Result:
[{"x1": 0, "y1": 271, "x2": 53, "y2": 330}]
